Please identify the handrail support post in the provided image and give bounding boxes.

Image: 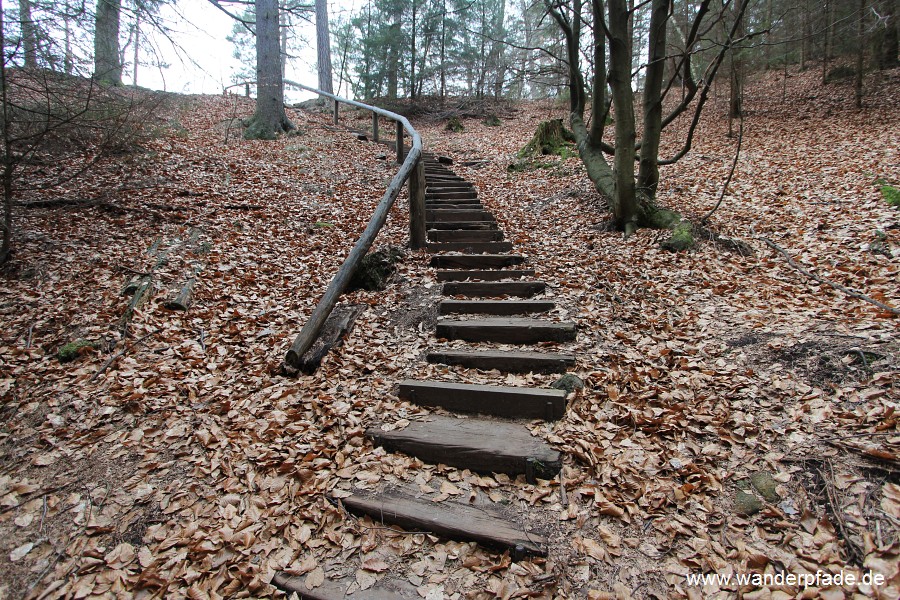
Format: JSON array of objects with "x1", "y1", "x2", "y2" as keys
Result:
[
  {"x1": 409, "y1": 158, "x2": 426, "y2": 249},
  {"x1": 396, "y1": 120, "x2": 404, "y2": 163},
  {"x1": 333, "y1": 100, "x2": 339, "y2": 125},
  {"x1": 372, "y1": 113, "x2": 379, "y2": 142}
]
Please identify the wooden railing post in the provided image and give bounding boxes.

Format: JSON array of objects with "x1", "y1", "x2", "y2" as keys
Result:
[
  {"x1": 333, "y1": 100, "x2": 339, "y2": 125},
  {"x1": 396, "y1": 120, "x2": 404, "y2": 163},
  {"x1": 408, "y1": 158, "x2": 426, "y2": 249},
  {"x1": 372, "y1": 113, "x2": 379, "y2": 142}
]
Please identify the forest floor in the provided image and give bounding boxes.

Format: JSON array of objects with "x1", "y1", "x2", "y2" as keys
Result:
[{"x1": 0, "y1": 65, "x2": 898, "y2": 600}]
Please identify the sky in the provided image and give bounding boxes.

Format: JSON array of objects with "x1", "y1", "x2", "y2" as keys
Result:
[{"x1": 138, "y1": 0, "x2": 359, "y2": 103}]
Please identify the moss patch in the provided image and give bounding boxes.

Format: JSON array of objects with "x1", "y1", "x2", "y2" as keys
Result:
[
  {"x1": 660, "y1": 221, "x2": 695, "y2": 252},
  {"x1": 881, "y1": 184, "x2": 900, "y2": 207},
  {"x1": 58, "y1": 339, "x2": 99, "y2": 363},
  {"x1": 483, "y1": 115, "x2": 502, "y2": 127}
]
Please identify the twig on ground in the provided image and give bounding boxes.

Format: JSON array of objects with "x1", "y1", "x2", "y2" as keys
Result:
[
  {"x1": 819, "y1": 460, "x2": 866, "y2": 566},
  {"x1": 90, "y1": 330, "x2": 159, "y2": 383},
  {"x1": 760, "y1": 237, "x2": 900, "y2": 315}
]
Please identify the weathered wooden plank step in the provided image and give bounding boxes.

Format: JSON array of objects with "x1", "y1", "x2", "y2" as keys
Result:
[
  {"x1": 436, "y1": 318, "x2": 576, "y2": 344},
  {"x1": 430, "y1": 254, "x2": 524, "y2": 269},
  {"x1": 428, "y1": 230, "x2": 503, "y2": 243},
  {"x1": 436, "y1": 269, "x2": 535, "y2": 281},
  {"x1": 427, "y1": 183, "x2": 474, "y2": 191},
  {"x1": 427, "y1": 241, "x2": 513, "y2": 253},
  {"x1": 399, "y1": 380, "x2": 566, "y2": 420},
  {"x1": 427, "y1": 221, "x2": 499, "y2": 230},
  {"x1": 439, "y1": 299, "x2": 554, "y2": 315},
  {"x1": 426, "y1": 209, "x2": 495, "y2": 222},
  {"x1": 367, "y1": 415, "x2": 561, "y2": 480},
  {"x1": 426, "y1": 175, "x2": 465, "y2": 182},
  {"x1": 426, "y1": 190, "x2": 478, "y2": 200},
  {"x1": 425, "y1": 203, "x2": 485, "y2": 210},
  {"x1": 272, "y1": 572, "x2": 417, "y2": 600},
  {"x1": 426, "y1": 197, "x2": 481, "y2": 204},
  {"x1": 342, "y1": 491, "x2": 546, "y2": 556},
  {"x1": 427, "y1": 349, "x2": 576, "y2": 373},
  {"x1": 442, "y1": 281, "x2": 546, "y2": 297}
]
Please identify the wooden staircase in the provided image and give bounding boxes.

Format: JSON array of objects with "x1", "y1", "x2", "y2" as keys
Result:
[{"x1": 275, "y1": 154, "x2": 578, "y2": 599}]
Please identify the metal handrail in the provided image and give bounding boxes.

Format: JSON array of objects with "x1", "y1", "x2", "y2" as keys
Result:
[{"x1": 281, "y1": 81, "x2": 424, "y2": 372}]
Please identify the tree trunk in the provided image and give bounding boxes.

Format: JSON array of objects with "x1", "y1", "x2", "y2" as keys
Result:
[
  {"x1": 440, "y1": 0, "x2": 447, "y2": 98},
  {"x1": 387, "y1": 5, "x2": 402, "y2": 99},
  {"x1": 64, "y1": 0, "x2": 74, "y2": 74},
  {"x1": 245, "y1": 0, "x2": 293, "y2": 139},
  {"x1": 94, "y1": 0, "x2": 123, "y2": 85},
  {"x1": 873, "y1": 0, "x2": 899, "y2": 69},
  {"x1": 316, "y1": 0, "x2": 334, "y2": 94},
  {"x1": 19, "y1": 0, "x2": 38, "y2": 68},
  {"x1": 637, "y1": 0, "x2": 670, "y2": 202},
  {"x1": 729, "y1": 0, "x2": 744, "y2": 122},
  {"x1": 607, "y1": 0, "x2": 638, "y2": 232},
  {"x1": 133, "y1": 13, "x2": 140, "y2": 86},
  {"x1": 857, "y1": 0, "x2": 867, "y2": 108},
  {"x1": 411, "y1": 0, "x2": 418, "y2": 100}
]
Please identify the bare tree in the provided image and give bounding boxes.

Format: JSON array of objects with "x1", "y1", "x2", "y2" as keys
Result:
[{"x1": 316, "y1": 0, "x2": 334, "y2": 94}]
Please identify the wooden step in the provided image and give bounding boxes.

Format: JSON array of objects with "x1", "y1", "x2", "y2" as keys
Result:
[
  {"x1": 426, "y1": 221, "x2": 498, "y2": 230},
  {"x1": 425, "y1": 203, "x2": 485, "y2": 210},
  {"x1": 439, "y1": 299, "x2": 554, "y2": 315},
  {"x1": 436, "y1": 318, "x2": 576, "y2": 344},
  {"x1": 430, "y1": 254, "x2": 524, "y2": 269},
  {"x1": 427, "y1": 241, "x2": 513, "y2": 253},
  {"x1": 426, "y1": 209, "x2": 495, "y2": 222},
  {"x1": 399, "y1": 380, "x2": 566, "y2": 420},
  {"x1": 427, "y1": 183, "x2": 474, "y2": 191},
  {"x1": 442, "y1": 281, "x2": 546, "y2": 297},
  {"x1": 367, "y1": 415, "x2": 561, "y2": 480},
  {"x1": 342, "y1": 491, "x2": 547, "y2": 556},
  {"x1": 272, "y1": 573, "x2": 417, "y2": 600},
  {"x1": 427, "y1": 349, "x2": 576, "y2": 373},
  {"x1": 426, "y1": 190, "x2": 478, "y2": 200},
  {"x1": 436, "y1": 269, "x2": 535, "y2": 281},
  {"x1": 426, "y1": 175, "x2": 465, "y2": 182},
  {"x1": 426, "y1": 197, "x2": 482, "y2": 204},
  {"x1": 428, "y1": 230, "x2": 504, "y2": 243}
]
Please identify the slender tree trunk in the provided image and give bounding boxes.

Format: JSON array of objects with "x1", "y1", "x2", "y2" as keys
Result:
[
  {"x1": 133, "y1": 13, "x2": 140, "y2": 86},
  {"x1": 387, "y1": 7, "x2": 401, "y2": 98},
  {"x1": 729, "y1": 0, "x2": 744, "y2": 122},
  {"x1": 638, "y1": 0, "x2": 670, "y2": 202},
  {"x1": 1, "y1": 9, "x2": 12, "y2": 266},
  {"x1": 411, "y1": 0, "x2": 417, "y2": 100},
  {"x1": 440, "y1": 0, "x2": 447, "y2": 98},
  {"x1": 823, "y1": 0, "x2": 831, "y2": 84},
  {"x1": 245, "y1": 0, "x2": 293, "y2": 139},
  {"x1": 19, "y1": 0, "x2": 38, "y2": 68},
  {"x1": 316, "y1": 0, "x2": 334, "y2": 94},
  {"x1": 801, "y1": 0, "x2": 810, "y2": 69},
  {"x1": 64, "y1": 0, "x2": 73, "y2": 74},
  {"x1": 94, "y1": 0, "x2": 122, "y2": 84},
  {"x1": 856, "y1": 0, "x2": 867, "y2": 108}
]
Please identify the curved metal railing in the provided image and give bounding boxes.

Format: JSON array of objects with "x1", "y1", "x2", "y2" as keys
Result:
[{"x1": 280, "y1": 81, "x2": 425, "y2": 372}]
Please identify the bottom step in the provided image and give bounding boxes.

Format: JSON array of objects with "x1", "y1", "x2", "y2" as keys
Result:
[
  {"x1": 272, "y1": 572, "x2": 416, "y2": 600},
  {"x1": 427, "y1": 349, "x2": 576, "y2": 373},
  {"x1": 342, "y1": 491, "x2": 547, "y2": 556}
]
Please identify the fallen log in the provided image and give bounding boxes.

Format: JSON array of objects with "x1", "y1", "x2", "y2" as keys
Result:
[{"x1": 284, "y1": 304, "x2": 364, "y2": 375}]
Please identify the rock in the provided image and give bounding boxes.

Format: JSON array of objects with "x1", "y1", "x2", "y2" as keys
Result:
[
  {"x1": 750, "y1": 471, "x2": 780, "y2": 502},
  {"x1": 551, "y1": 374, "x2": 584, "y2": 395},
  {"x1": 735, "y1": 490, "x2": 763, "y2": 516},
  {"x1": 375, "y1": 153, "x2": 387, "y2": 160}
]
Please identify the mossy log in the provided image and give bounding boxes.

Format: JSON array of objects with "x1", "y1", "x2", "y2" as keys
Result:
[{"x1": 292, "y1": 304, "x2": 364, "y2": 374}]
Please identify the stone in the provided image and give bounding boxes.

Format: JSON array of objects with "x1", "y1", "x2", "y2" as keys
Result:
[
  {"x1": 750, "y1": 471, "x2": 780, "y2": 503},
  {"x1": 551, "y1": 374, "x2": 584, "y2": 395},
  {"x1": 735, "y1": 490, "x2": 763, "y2": 516}
]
